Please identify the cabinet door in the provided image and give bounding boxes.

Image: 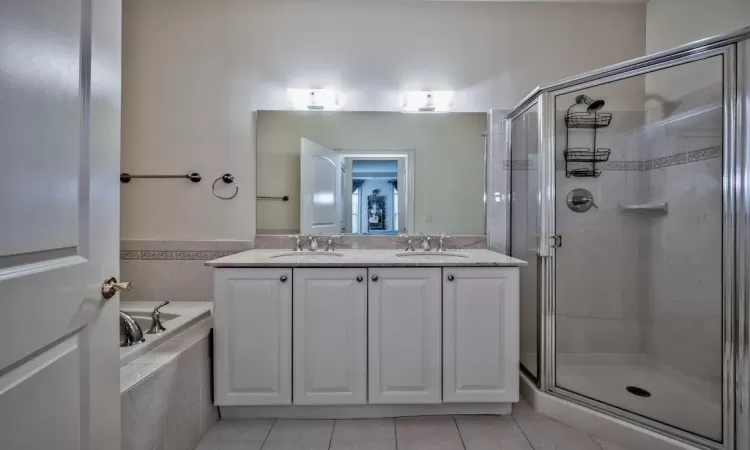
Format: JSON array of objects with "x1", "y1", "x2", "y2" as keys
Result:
[
  {"x1": 368, "y1": 268, "x2": 441, "y2": 404},
  {"x1": 214, "y1": 268, "x2": 292, "y2": 405},
  {"x1": 443, "y1": 267, "x2": 519, "y2": 403},
  {"x1": 293, "y1": 268, "x2": 367, "y2": 405}
]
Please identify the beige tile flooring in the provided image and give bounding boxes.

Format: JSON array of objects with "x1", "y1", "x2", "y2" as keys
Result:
[{"x1": 194, "y1": 401, "x2": 628, "y2": 450}]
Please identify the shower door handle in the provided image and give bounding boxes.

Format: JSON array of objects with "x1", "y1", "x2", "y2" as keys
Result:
[{"x1": 549, "y1": 235, "x2": 562, "y2": 249}]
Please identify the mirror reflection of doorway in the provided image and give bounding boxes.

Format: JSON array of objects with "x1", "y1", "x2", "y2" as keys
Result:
[
  {"x1": 342, "y1": 151, "x2": 412, "y2": 235},
  {"x1": 350, "y1": 160, "x2": 400, "y2": 234}
]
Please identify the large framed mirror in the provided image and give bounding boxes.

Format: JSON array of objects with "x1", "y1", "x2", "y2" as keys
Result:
[{"x1": 255, "y1": 111, "x2": 488, "y2": 236}]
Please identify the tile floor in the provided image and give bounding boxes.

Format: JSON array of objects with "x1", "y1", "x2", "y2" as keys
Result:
[{"x1": 194, "y1": 401, "x2": 628, "y2": 450}]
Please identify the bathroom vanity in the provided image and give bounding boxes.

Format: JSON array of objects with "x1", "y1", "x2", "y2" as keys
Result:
[{"x1": 206, "y1": 249, "x2": 525, "y2": 417}]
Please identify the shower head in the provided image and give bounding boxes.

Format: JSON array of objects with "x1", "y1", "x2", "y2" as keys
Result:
[{"x1": 575, "y1": 95, "x2": 606, "y2": 113}]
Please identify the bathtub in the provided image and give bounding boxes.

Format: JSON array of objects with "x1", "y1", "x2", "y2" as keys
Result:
[
  {"x1": 120, "y1": 301, "x2": 211, "y2": 366},
  {"x1": 120, "y1": 301, "x2": 217, "y2": 450}
]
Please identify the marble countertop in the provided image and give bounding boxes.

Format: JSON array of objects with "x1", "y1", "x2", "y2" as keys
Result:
[{"x1": 205, "y1": 249, "x2": 527, "y2": 268}]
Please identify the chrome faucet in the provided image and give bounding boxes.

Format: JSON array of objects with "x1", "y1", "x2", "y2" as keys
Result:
[
  {"x1": 398, "y1": 234, "x2": 416, "y2": 252},
  {"x1": 307, "y1": 235, "x2": 319, "y2": 251},
  {"x1": 324, "y1": 235, "x2": 342, "y2": 252},
  {"x1": 147, "y1": 301, "x2": 171, "y2": 335},
  {"x1": 437, "y1": 235, "x2": 451, "y2": 252},
  {"x1": 419, "y1": 233, "x2": 432, "y2": 251},
  {"x1": 120, "y1": 311, "x2": 145, "y2": 347},
  {"x1": 289, "y1": 235, "x2": 303, "y2": 252}
]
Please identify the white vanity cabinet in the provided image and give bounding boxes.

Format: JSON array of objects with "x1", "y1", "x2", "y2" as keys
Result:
[
  {"x1": 209, "y1": 250, "x2": 523, "y2": 411},
  {"x1": 293, "y1": 268, "x2": 367, "y2": 405},
  {"x1": 367, "y1": 268, "x2": 442, "y2": 404},
  {"x1": 442, "y1": 267, "x2": 519, "y2": 403},
  {"x1": 213, "y1": 268, "x2": 292, "y2": 406}
]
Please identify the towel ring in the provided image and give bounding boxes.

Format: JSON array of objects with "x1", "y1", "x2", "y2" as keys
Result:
[{"x1": 212, "y1": 173, "x2": 239, "y2": 200}]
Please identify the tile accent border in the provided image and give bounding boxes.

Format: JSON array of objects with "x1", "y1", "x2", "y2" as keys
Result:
[
  {"x1": 120, "y1": 240, "x2": 253, "y2": 261},
  {"x1": 505, "y1": 145, "x2": 721, "y2": 172}
]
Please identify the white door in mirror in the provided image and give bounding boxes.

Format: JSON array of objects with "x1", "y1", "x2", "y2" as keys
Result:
[{"x1": 300, "y1": 138, "x2": 343, "y2": 235}]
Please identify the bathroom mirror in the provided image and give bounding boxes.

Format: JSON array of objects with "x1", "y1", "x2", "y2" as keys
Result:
[{"x1": 255, "y1": 111, "x2": 487, "y2": 235}]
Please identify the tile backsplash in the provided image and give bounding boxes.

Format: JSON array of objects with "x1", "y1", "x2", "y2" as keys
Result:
[{"x1": 120, "y1": 235, "x2": 487, "y2": 303}]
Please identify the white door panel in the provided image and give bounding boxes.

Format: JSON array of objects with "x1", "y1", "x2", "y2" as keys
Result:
[
  {"x1": 301, "y1": 138, "x2": 342, "y2": 235},
  {"x1": 443, "y1": 267, "x2": 519, "y2": 403},
  {"x1": 368, "y1": 268, "x2": 441, "y2": 404},
  {"x1": 0, "y1": 0, "x2": 121, "y2": 448},
  {"x1": 293, "y1": 268, "x2": 367, "y2": 405}
]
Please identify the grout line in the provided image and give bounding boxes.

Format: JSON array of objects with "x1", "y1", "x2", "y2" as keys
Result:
[
  {"x1": 511, "y1": 416, "x2": 538, "y2": 450},
  {"x1": 327, "y1": 420, "x2": 337, "y2": 450},
  {"x1": 259, "y1": 418, "x2": 277, "y2": 449},
  {"x1": 394, "y1": 417, "x2": 399, "y2": 450},
  {"x1": 452, "y1": 415, "x2": 468, "y2": 450}
]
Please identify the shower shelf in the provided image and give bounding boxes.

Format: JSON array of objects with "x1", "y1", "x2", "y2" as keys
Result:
[
  {"x1": 618, "y1": 202, "x2": 669, "y2": 214},
  {"x1": 564, "y1": 148, "x2": 611, "y2": 162},
  {"x1": 569, "y1": 168, "x2": 602, "y2": 178},
  {"x1": 565, "y1": 112, "x2": 613, "y2": 129}
]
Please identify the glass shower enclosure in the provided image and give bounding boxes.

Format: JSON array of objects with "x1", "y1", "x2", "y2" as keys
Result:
[{"x1": 502, "y1": 28, "x2": 750, "y2": 450}]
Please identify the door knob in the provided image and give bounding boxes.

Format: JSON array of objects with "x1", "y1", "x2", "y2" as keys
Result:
[
  {"x1": 280, "y1": 275, "x2": 288, "y2": 282},
  {"x1": 447, "y1": 275, "x2": 455, "y2": 281},
  {"x1": 371, "y1": 275, "x2": 379, "y2": 282},
  {"x1": 102, "y1": 276, "x2": 131, "y2": 299},
  {"x1": 356, "y1": 276, "x2": 363, "y2": 282}
]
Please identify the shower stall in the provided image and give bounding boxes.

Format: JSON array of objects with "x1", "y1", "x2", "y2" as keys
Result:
[{"x1": 493, "y1": 28, "x2": 750, "y2": 450}]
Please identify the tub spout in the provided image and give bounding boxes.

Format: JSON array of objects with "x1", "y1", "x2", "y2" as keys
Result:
[{"x1": 120, "y1": 311, "x2": 145, "y2": 347}]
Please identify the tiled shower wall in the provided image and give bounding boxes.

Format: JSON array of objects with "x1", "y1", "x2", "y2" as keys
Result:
[
  {"x1": 641, "y1": 77, "x2": 724, "y2": 395},
  {"x1": 554, "y1": 80, "x2": 647, "y2": 359}
]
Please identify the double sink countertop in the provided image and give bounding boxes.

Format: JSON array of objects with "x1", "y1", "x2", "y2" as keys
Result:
[{"x1": 206, "y1": 249, "x2": 527, "y2": 268}]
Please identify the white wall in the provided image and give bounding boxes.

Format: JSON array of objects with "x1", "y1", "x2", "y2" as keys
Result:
[
  {"x1": 255, "y1": 111, "x2": 487, "y2": 235},
  {"x1": 646, "y1": 0, "x2": 750, "y2": 54},
  {"x1": 121, "y1": 0, "x2": 646, "y2": 240}
]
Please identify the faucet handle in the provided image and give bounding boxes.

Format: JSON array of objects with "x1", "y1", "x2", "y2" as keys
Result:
[
  {"x1": 153, "y1": 301, "x2": 170, "y2": 314},
  {"x1": 147, "y1": 301, "x2": 170, "y2": 335},
  {"x1": 287, "y1": 235, "x2": 302, "y2": 251},
  {"x1": 323, "y1": 234, "x2": 343, "y2": 252},
  {"x1": 438, "y1": 234, "x2": 451, "y2": 251}
]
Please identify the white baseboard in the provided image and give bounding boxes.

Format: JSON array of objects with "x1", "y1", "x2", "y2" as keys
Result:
[
  {"x1": 220, "y1": 403, "x2": 511, "y2": 419},
  {"x1": 520, "y1": 373, "x2": 707, "y2": 450}
]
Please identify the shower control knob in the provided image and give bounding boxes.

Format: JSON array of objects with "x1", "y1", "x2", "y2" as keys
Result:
[
  {"x1": 280, "y1": 275, "x2": 288, "y2": 282},
  {"x1": 447, "y1": 275, "x2": 455, "y2": 281},
  {"x1": 356, "y1": 276, "x2": 363, "y2": 282},
  {"x1": 371, "y1": 275, "x2": 379, "y2": 282}
]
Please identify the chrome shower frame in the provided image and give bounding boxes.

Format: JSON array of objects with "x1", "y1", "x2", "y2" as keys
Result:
[{"x1": 500, "y1": 27, "x2": 750, "y2": 450}]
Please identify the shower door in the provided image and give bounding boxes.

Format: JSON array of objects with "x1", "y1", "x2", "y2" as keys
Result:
[
  {"x1": 509, "y1": 102, "x2": 541, "y2": 380},
  {"x1": 546, "y1": 48, "x2": 733, "y2": 448}
]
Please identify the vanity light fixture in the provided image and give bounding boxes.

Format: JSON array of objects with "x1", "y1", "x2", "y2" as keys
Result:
[
  {"x1": 402, "y1": 91, "x2": 455, "y2": 112},
  {"x1": 287, "y1": 89, "x2": 342, "y2": 110}
]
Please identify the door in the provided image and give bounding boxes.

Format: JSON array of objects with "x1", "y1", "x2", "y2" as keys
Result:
[
  {"x1": 443, "y1": 267, "x2": 519, "y2": 403},
  {"x1": 301, "y1": 138, "x2": 343, "y2": 235},
  {"x1": 0, "y1": 1, "x2": 121, "y2": 449},
  {"x1": 549, "y1": 53, "x2": 728, "y2": 443},
  {"x1": 214, "y1": 268, "x2": 292, "y2": 405},
  {"x1": 368, "y1": 268, "x2": 441, "y2": 404},
  {"x1": 293, "y1": 268, "x2": 367, "y2": 405}
]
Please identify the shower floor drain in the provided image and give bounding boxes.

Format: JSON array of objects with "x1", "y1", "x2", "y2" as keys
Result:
[{"x1": 626, "y1": 386, "x2": 652, "y2": 398}]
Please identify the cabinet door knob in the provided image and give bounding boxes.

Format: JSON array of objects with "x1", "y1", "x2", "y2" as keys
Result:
[
  {"x1": 371, "y1": 275, "x2": 379, "y2": 282},
  {"x1": 280, "y1": 275, "x2": 288, "y2": 282},
  {"x1": 447, "y1": 275, "x2": 455, "y2": 281},
  {"x1": 356, "y1": 276, "x2": 363, "y2": 282}
]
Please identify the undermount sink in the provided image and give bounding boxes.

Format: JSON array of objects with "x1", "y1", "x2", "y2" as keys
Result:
[
  {"x1": 270, "y1": 251, "x2": 344, "y2": 258},
  {"x1": 394, "y1": 251, "x2": 469, "y2": 258}
]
